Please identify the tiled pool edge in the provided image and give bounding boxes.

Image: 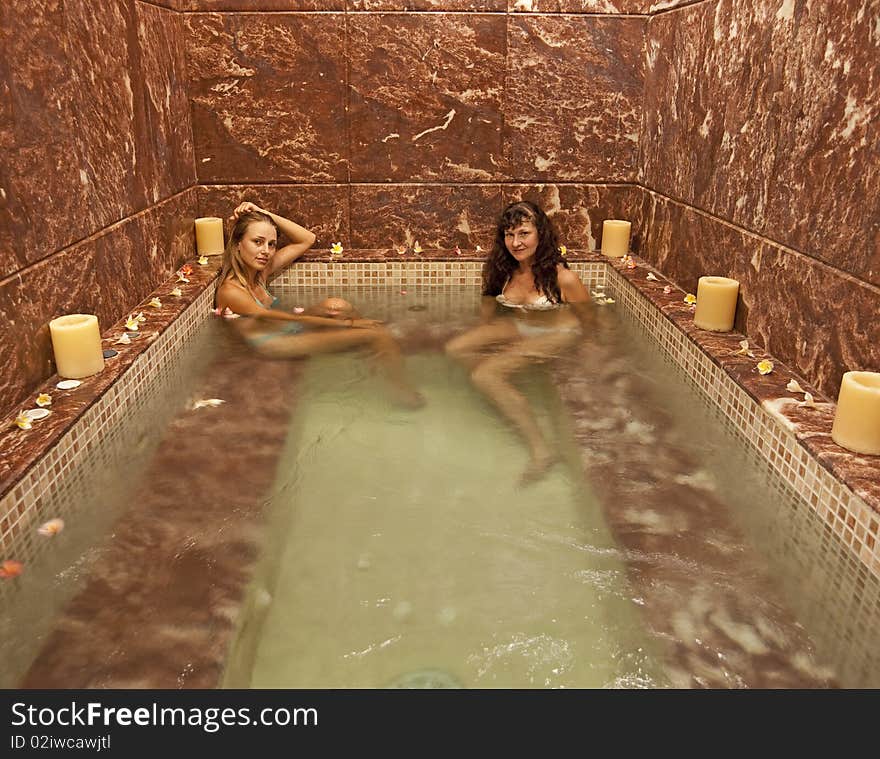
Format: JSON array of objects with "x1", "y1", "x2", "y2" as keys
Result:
[
  {"x1": 602, "y1": 259, "x2": 880, "y2": 580},
  {"x1": 1, "y1": 252, "x2": 876, "y2": 585}
]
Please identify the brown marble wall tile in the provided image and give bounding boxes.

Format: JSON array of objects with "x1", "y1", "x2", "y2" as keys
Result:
[
  {"x1": 0, "y1": 188, "x2": 198, "y2": 418},
  {"x1": 503, "y1": 183, "x2": 648, "y2": 252},
  {"x1": 182, "y1": 1, "x2": 343, "y2": 10},
  {"x1": 198, "y1": 184, "x2": 349, "y2": 248},
  {"x1": 353, "y1": 0, "x2": 503, "y2": 9},
  {"x1": 0, "y1": 0, "x2": 93, "y2": 275},
  {"x1": 185, "y1": 13, "x2": 348, "y2": 183},
  {"x1": 0, "y1": 0, "x2": 196, "y2": 281},
  {"x1": 504, "y1": 15, "x2": 645, "y2": 183},
  {"x1": 349, "y1": 184, "x2": 502, "y2": 249},
  {"x1": 348, "y1": 14, "x2": 506, "y2": 182},
  {"x1": 507, "y1": 0, "x2": 652, "y2": 12},
  {"x1": 642, "y1": 0, "x2": 880, "y2": 285},
  {"x1": 136, "y1": 2, "x2": 197, "y2": 203},
  {"x1": 641, "y1": 191, "x2": 880, "y2": 401},
  {"x1": 66, "y1": 0, "x2": 154, "y2": 233}
]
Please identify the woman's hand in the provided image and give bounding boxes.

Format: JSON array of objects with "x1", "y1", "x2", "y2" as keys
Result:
[{"x1": 230, "y1": 201, "x2": 265, "y2": 221}]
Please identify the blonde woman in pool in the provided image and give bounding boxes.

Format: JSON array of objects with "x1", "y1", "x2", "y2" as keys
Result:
[
  {"x1": 215, "y1": 201, "x2": 424, "y2": 407},
  {"x1": 445, "y1": 200, "x2": 591, "y2": 482}
]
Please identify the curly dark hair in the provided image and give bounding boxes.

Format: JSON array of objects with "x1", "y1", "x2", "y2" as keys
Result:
[{"x1": 482, "y1": 201, "x2": 568, "y2": 303}]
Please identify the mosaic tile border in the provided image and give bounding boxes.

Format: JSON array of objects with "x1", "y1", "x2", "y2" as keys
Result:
[
  {"x1": 0, "y1": 273, "x2": 219, "y2": 593},
  {"x1": 2, "y1": 251, "x2": 875, "y2": 595},
  {"x1": 604, "y1": 262, "x2": 880, "y2": 580}
]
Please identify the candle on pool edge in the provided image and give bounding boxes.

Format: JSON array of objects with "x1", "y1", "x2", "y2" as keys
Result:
[
  {"x1": 194, "y1": 217, "x2": 225, "y2": 256},
  {"x1": 49, "y1": 314, "x2": 105, "y2": 379},
  {"x1": 693, "y1": 276, "x2": 740, "y2": 332},
  {"x1": 831, "y1": 371, "x2": 880, "y2": 455},
  {"x1": 600, "y1": 220, "x2": 631, "y2": 258}
]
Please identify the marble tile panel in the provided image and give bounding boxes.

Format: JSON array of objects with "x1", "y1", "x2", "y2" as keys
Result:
[
  {"x1": 66, "y1": 0, "x2": 153, "y2": 229},
  {"x1": 642, "y1": 0, "x2": 880, "y2": 284},
  {"x1": 503, "y1": 183, "x2": 648, "y2": 252},
  {"x1": 181, "y1": 1, "x2": 343, "y2": 10},
  {"x1": 348, "y1": 14, "x2": 506, "y2": 182},
  {"x1": 507, "y1": 0, "x2": 652, "y2": 12},
  {"x1": 352, "y1": 0, "x2": 503, "y2": 10},
  {"x1": 349, "y1": 184, "x2": 501, "y2": 250},
  {"x1": 142, "y1": 0, "x2": 180, "y2": 9},
  {"x1": 185, "y1": 13, "x2": 348, "y2": 183},
  {"x1": 504, "y1": 15, "x2": 645, "y2": 183},
  {"x1": 641, "y1": 192, "x2": 880, "y2": 401},
  {"x1": 0, "y1": 0, "x2": 95, "y2": 274},
  {"x1": 136, "y1": 2, "x2": 197, "y2": 203},
  {"x1": 198, "y1": 184, "x2": 349, "y2": 248}
]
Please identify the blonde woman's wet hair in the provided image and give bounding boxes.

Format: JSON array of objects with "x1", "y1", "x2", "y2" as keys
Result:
[{"x1": 218, "y1": 210, "x2": 278, "y2": 293}]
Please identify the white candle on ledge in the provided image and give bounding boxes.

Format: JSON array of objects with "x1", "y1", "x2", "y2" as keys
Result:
[
  {"x1": 831, "y1": 371, "x2": 880, "y2": 455},
  {"x1": 600, "y1": 220, "x2": 631, "y2": 258},
  {"x1": 195, "y1": 217, "x2": 225, "y2": 256},
  {"x1": 693, "y1": 276, "x2": 740, "y2": 332},
  {"x1": 49, "y1": 314, "x2": 105, "y2": 379}
]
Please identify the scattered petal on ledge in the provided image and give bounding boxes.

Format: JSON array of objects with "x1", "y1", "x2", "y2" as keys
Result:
[
  {"x1": 148, "y1": 297, "x2": 162, "y2": 308},
  {"x1": 454, "y1": 245, "x2": 462, "y2": 256},
  {"x1": 798, "y1": 392, "x2": 818, "y2": 408},
  {"x1": 35, "y1": 393, "x2": 52, "y2": 407},
  {"x1": 180, "y1": 264, "x2": 193, "y2": 276},
  {"x1": 176, "y1": 272, "x2": 190, "y2": 283},
  {"x1": 115, "y1": 333, "x2": 131, "y2": 345},
  {"x1": 0, "y1": 560, "x2": 24, "y2": 579},
  {"x1": 330, "y1": 242, "x2": 344, "y2": 256},
  {"x1": 170, "y1": 287, "x2": 183, "y2": 297},
  {"x1": 56, "y1": 379, "x2": 82, "y2": 390},
  {"x1": 192, "y1": 398, "x2": 226, "y2": 410},
  {"x1": 646, "y1": 272, "x2": 658, "y2": 281},
  {"x1": 475, "y1": 245, "x2": 483, "y2": 252},
  {"x1": 787, "y1": 379, "x2": 805, "y2": 394},
  {"x1": 757, "y1": 359, "x2": 775, "y2": 375},
  {"x1": 413, "y1": 242, "x2": 423, "y2": 254},
  {"x1": 684, "y1": 293, "x2": 697, "y2": 306},
  {"x1": 136, "y1": 312, "x2": 146, "y2": 323},
  {"x1": 14, "y1": 412, "x2": 32, "y2": 430},
  {"x1": 125, "y1": 315, "x2": 140, "y2": 331},
  {"x1": 663, "y1": 285, "x2": 672, "y2": 295},
  {"x1": 198, "y1": 255, "x2": 209, "y2": 265},
  {"x1": 397, "y1": 247, "x2": 407, "y2": 255},
  {"x1": 736, "y1": 339, "x2": 754, "y2": 357},
  {"x1": 37, "y1": 518, "x2": 65, "y2": 537}
]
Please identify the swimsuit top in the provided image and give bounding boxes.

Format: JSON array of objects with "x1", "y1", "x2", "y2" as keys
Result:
[
  {"x1": 495, "y1": 277, "x2": 560, "y2": 311},
  {"x1": 251, "y1": 282, "x2": 280, "y2": 309}
]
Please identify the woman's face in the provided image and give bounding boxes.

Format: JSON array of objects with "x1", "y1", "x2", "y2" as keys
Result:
[
  {"x1": 504, "y1": 220, "x2": 539, "y2": 264},
  {"x1": 238, "y1": 220, "x2": 277, "y2": 272}
]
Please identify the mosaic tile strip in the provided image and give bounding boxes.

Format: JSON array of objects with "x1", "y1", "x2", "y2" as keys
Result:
[
  {"x1": 0, "y1": 284, "x2": 218, "y2": 598},
  {"x1": 604, "y1": 265, "x2": 880, "y2": 581},
  {"x1": 271, "y1": 259, "x2": 607, "y2": 290}
]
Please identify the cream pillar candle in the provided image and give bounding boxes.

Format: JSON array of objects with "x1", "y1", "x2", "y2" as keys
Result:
[
  {"x1": 831, "y1": 371, "x2": 880, "y2": 455},
  {"x1": 49, "y1": 314, "x2": 105, "y2": 379},
  {"x1": 195, "y1": 217, "x2": 225, "y2": 256},
  {"x1": 600, "y1": 220, "x2": 631, "y2": 258},
  {"x1": 693, "y1": 276, "x2": 740, "y2": 331}
]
